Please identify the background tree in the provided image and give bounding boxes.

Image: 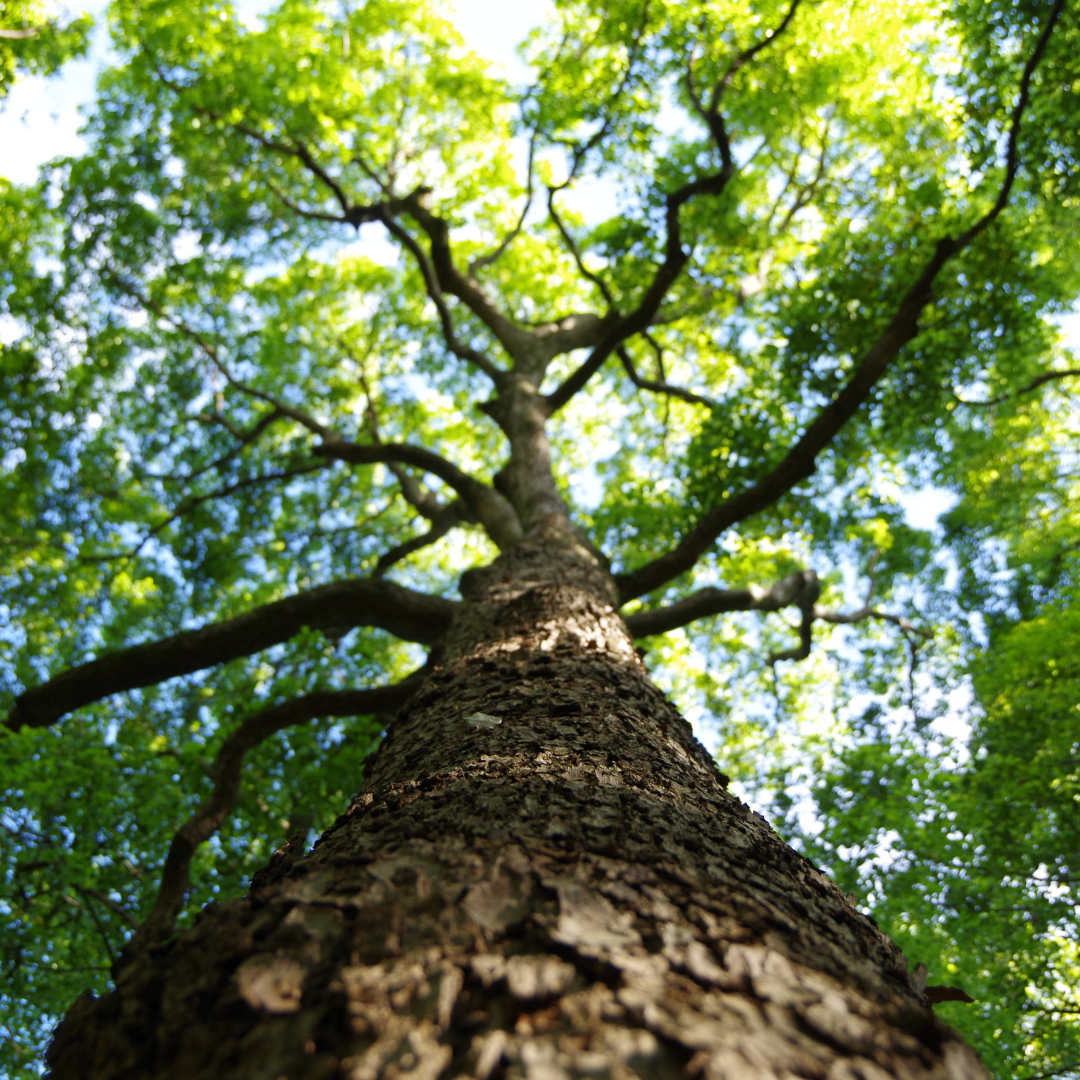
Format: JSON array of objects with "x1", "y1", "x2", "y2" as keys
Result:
[{"x1": 1, "y1": 0, "x2": 1078, "y2": 1076}]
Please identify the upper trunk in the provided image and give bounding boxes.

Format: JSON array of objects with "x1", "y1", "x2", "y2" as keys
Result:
[{"x1": 45, "y1": 539, "x2": 988, "y2": 1080}]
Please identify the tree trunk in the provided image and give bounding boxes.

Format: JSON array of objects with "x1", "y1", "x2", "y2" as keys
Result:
[{"x1": 45, "y1": 537, "x2": 988, "y2": 1080}]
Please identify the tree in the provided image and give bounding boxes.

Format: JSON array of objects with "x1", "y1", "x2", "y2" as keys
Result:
[{"x1": 2, "y1": 0, "x2": 1078, "y2": 1076}]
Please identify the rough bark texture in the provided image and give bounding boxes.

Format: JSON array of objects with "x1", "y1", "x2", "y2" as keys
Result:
[{"x1": 45, "y1": 540, "x2": 988, "y2": 1080}]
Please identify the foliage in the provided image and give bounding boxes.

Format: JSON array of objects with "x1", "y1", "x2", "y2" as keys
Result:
[
  {"x1": 1, "y1": 0, "x2": 1078, "y2": 1075},
  {"x1": 0, "y1": 0, "x2": 91, "y2": 95}
]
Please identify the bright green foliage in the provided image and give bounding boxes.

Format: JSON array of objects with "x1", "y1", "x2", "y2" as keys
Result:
[
  {"x1": 0, "y1": 0, "x2": 91, "y2": 95},
  {"x1": 1, "y1": 0, "x2": 1079, "y2": 1075},
  {"x1": 785, "y1": 378, "x2": 1080, "y2": 1079}
]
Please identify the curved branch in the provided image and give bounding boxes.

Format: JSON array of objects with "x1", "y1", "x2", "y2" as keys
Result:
[
  {"x1": 955, "y1": 367, "x2": 1080, "y2": 407},
  {"x1": 469, "y1": 132, "x2": 537, "y2": 277},
  {"x1": 392, "y1": 194, "x2": 613, "y2": 369},
  {"x1": 547, "y1": 186, "x2": 618, "y2": 308},
  {"x1": 767, "y1": 601, "x2": 817, "y2": 665},
  {"x1": 75, "y1": 886, "x2": 140, "y2": 931},
  {"x1": 134, "y1": 460, "x2": 327, "y2": 556},
  {"x1": 109, "y1": 273, "x2": 342, "y2": 442},
  {"x1": 614, "y1": 270, "x2": 943, "y2": 599},
  {"x1": 616, "y1": 0, "x2": 1066, "y2": 603},
  {"x1": 393, "y1": 193, "x2": 534, "y2": 368},
  {"x1": 626, "y1": 570, "x2": 931, "y2": 665},
  {"x1": 702, "y1": 0, "x2": 803, "y2": 117},
  {"x1": 224, "y1": 120, "x2": 389, "y2": 228},
  {"x1": 122, "y1": 673, "x2": 424, "y2": 961},
  {"x1": 4, "y1": 580, "x2": 456, "y2": 732},
  {"x1": 109, "y1": 277, "x2": 521, "y2": 546},
  {"x1": 543, "y1": 0, "x2": 806, "y2": 416},
  {"x1": 542, "y1": 164, "x2": 732, "y2": 415},
  {"x1": 182, "y1": 408, "x2": 285, "y2": 482},
  {"x1": 815, "y1": 605, "x2": 933, "y2": 640},
  {"x1": 317, "y1": 437, "x2": 523, "y2": 549},
  {"x1": 625, "y1": 571, "x2": 817, "y2": 637}
]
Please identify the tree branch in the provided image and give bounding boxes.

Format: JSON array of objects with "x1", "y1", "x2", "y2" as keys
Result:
[
  {"x1": 955, "y1": 367, "x2": 1080, "y2": 407},
  {"x1": 228, "y1": 120, "x2": 602, "y2": 373},
  {"x1": 390, "y1": 192, "x2": 613, "y2": 371},
  {"x1": 624, "y1": 571, "x2": 818, "y2": 637},
  {"x1": 74, "y1": 886, "x2": 140, "y2": 931},
  {"x1": 317, "y1": 437, "x2": 523, "y2": 549},
  {"x1": 379, "y1": 212, "x2": 506, "y2": 382},
  {"x1": 121, "y1": 673, "x2": 424, "y2": 961},
  {"x1": 109, "y1": 278, "x2": 519, "y2": 544},
  {"x1": 547, "y1": 186, "x2": 618, "y2": 308},
  {"x1": 815, "y1": 605, "x2": 933, "y2": 639},
  {"x1": 0, "y1": 26, "x2": 41, "y2": 38},
  {"x1": 767, "y1": 599, "x2": 817, "y2": 665},
  {"x1": 548, "y1": 0, "x2": 806, "y2": 413},
  {"x1": 541, "y1": 156, "x2": 740, "y2": 415},
  {"x1": 701, "y1": 0, "x2": 803, "y2": 117},
  {"x1": 468, "y1": 131, "x2": 537, "y2": 277},
  {"x1": 394, "y1": 192, "x2": 541, "y2": 366},
  {"x1": 134, "y1": 459, "x2": 327, "y2": 555},
  {"x1": 348, "y1": 348, "x2": 458, "y2": 523},
  {"x1": 4, "y1": 580, "x2": 456, "y2": 731},
  {"x1": 616, "y1": 343, "x2": 718, "y2": 409},
  {"x1": 616, "y1": 0, "x2": 1066, "y2": 603},
  {"x1": 223, "y1": 119, "x2": 388, "y2": 228},
  {"x1": 625, "y1": 567, "x2": 931, "y2": 669},
  {"x1": 109, "y1": 273, "x2": 343, "y2": 441},
  {"x1": 70, "y1": 888, "x2": 117, "y2": 965},
  {"x1": 373, "y1": 500, "x2": 468, "y2": 578},
  {"x1": 545, "y1": 4, "x2": 804, "y2": 418}
]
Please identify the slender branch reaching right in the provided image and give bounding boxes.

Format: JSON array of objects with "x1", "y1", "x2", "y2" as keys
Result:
[
  {"x1": 379, "y1": 214, "x2": 505, "y2": 382},
  {"x1": 130, "y1": 460, "x2": 327, "y2": 559},
  {"x1": 373, "y1": 501, "x2": 469, "y2": 578},
  {"x1": 317, "y1": 438, "x2": 522, "y2": 549},
  {"x1": 107, "y1": 276, "x2": 521, "y2": 546},
  {"x1": 616, "y1": 344, "x2": 718, "y2": 410}
]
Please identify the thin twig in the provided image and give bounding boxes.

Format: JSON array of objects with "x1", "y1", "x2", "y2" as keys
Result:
[
  {"x1": 131, "y1": 460, "x2": 327, "y2": 558},
  {"x1": 75, "y1": 886, "x2": 140, "y2": 930},
  {"x1": 547, "y1": 187, "x2": 618, "y2": 308},
  {"x1": 469, "y1": 132, "x2": 538, "y2": 277},
  {"x1": 380, "y1": 214, "x2": 504, "y2": 382},
  {"x1": 616, "y1": 343, "x2": 718, "y2": 409},
  {"x1": 373, "y1": 502, "x2": 467, "y2": 577}
]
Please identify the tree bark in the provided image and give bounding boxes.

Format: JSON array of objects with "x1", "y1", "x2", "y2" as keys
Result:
[{"x1": 45, "y1": 538, "x2": 988, "y2": 1080}]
